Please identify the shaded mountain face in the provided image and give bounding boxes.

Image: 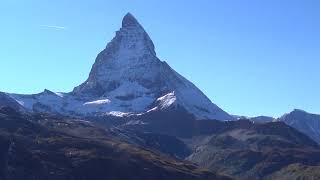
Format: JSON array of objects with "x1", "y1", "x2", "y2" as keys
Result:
[
  {"x1": 8, "y1": 13, "x2": 233, "y2": 121},
  {"x1": 0, "y1": 92, "x2": 24, "y2": 111},
  {"x1": 278, "y1": 109, "x2": 320, "y2": 144},
  {"x1": 90, "y1": 111, "x2": 320, "y2": 180},
  {"x1": 266, "y1": 163, "x2": 320, "y2": 180},
  {"x1": 1, "y1": 104, "x2": 320, "y2": 180},
  {"x1": 183, "y1": 119, "x2": 320, "y2": 180},
  {"x1": 235, "y1": 110, "x2": 320, "y2": 146},
  {"x1": 0, "y1": 107, "x2": 231, "y2": 180}
]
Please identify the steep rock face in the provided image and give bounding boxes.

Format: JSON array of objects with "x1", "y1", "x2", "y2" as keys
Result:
[
  {"x1": 72, "y1": 13, "x2": 232, "y2": 120},
  {"x1": 73, "y1": 13, "x2": 159, "y2": 96},
  {"x1": 0, "y1": 92, "x2": 24, "y2": 111},
  {"x1": 278, "y1": 109, "x2": 320, "y2": 144},
  {"x1": 9, "y1": 13, "x2": 233, "y2": 120}
]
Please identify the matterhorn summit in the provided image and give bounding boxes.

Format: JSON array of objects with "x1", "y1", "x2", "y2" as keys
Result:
[
  {"x1": 73, "y1": 13, "x2": 159, "y2": 96},
  {"x1": 7, "y1": 13, "x2": 233, "y2": 120}
]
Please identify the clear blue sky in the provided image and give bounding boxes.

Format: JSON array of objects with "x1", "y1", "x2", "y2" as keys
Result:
[{"x1": 0, "y1": 0, "x2": 319, "y2": 117}]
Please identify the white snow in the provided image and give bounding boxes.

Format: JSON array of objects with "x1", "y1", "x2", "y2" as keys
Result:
[
  {"x1": 106, "y1": 111, "x2": 131, "y2": 117},
  {"x1": 84, "y1": 99, "x2": 111, "y2": 105},
  {"x1": 156, "y1": 92, "x2": 177, "y2": 109}
]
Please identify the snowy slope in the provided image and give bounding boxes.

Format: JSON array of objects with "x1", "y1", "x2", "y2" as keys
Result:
[{"x1": 8, "y1": 13, "x2": 233, "y2": 120}]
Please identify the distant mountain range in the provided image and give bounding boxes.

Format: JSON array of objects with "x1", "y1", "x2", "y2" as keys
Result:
[
  {"x1": 243, "y1": 109, "x2": 320, "y2": 145},
  {"x1": 0, "y1": 13, "x2": 319, "y2": 180},
  {"x1": 278, "y1": 109, "x2": 320, "y2": 144}
]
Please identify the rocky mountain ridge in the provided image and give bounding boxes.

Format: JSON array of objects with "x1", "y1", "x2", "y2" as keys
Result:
[{"x1": 6, "y1": 13, "x2": 233, "y2": 121}]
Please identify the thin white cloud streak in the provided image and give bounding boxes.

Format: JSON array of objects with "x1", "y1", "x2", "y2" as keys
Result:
[{"x1": 40, "y1": 25, "x2": 68, "y2": 30}]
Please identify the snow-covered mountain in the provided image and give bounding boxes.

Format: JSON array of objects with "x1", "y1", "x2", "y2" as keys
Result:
[
  {"x1": 277, "y1": 109, "x2": 320, "y2": 144},
  {"x1": 7, "y1": 13, "x2": 233, "y2": 120}
]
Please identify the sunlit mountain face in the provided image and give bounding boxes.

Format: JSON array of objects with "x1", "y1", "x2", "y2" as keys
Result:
[{"x1": 7, "y1": 13, "x2": 233, "y2": 121}]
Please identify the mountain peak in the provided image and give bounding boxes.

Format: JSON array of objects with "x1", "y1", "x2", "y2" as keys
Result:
[
  {"x1": 292, "y1": 109, "x2": 307, "y2": 113},
  {"x1": 72, "y1": 13, "x2": 159, "y2": 97},
  {"x1": 117, "y1": 13, "x2": 155, "y2": 56},
  {"x1": 9, "y1": 13, "x2": 233, "y2": 121},
  {"x1": 122, "y1": 13, "x2": 140, "y2": 28},
  {"x1": 278, "y1": 109, "x2": 320, "y2": 144}
]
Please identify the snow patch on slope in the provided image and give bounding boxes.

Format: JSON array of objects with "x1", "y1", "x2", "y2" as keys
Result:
[
  {"x1": 157, "y1": 92, "x2": 177, "y2": 109},
  {"x1": 84, "y1": 99, "x2": 111, "y2": 105},
  {"x1": 106, "y1": 111, "x2": 132, "y2": 117}
]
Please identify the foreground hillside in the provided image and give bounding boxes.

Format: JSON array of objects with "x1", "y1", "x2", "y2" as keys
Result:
[
  {"x1": 184, "y1": 120, "x2": 320, "y2": 179},
  {"x1": 0, "y1": 107, "x2": 230, "y2": 180},
  {"x1": 1, "y1": 104, "x2": 320, "y2": 180},
  {"x1": 102, "y1": 109, "x2": 320, "y2": 180}
]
